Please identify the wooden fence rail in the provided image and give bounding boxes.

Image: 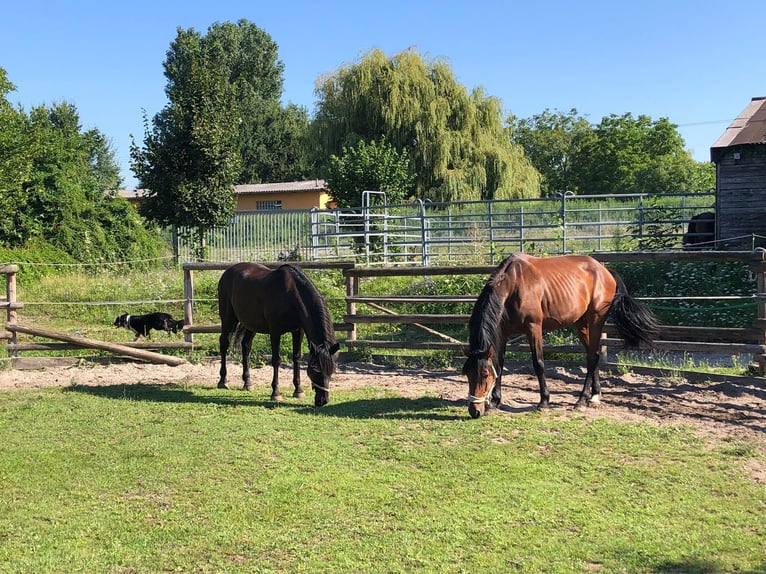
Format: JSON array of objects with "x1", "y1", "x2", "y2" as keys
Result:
[
  {"x1": 339, "y1": 251, "x2": 766, "y2": 374},
  {"x1": 3, "y1": 251, "x2": 766, "y2": 374}
]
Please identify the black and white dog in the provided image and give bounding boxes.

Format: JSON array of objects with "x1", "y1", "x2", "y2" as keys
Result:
[{"x1": 113, "y1": 312, "x2": 185, "y2": 340}]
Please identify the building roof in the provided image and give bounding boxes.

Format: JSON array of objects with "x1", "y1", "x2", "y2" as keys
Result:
[
  {"x1": 711, "y1": 97, "x2": 766, "y2": 162},
  {"x1": 116, "y1": 180, "x2": 329, "y2": 200},
  {"x1": 117, "y1": 188, "x2": 145, "y2": 200},
  {"x1": 234, "y1": 180, "x2": 328, "y2": 194}
]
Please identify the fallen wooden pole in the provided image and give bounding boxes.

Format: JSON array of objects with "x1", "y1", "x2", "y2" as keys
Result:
[
  {"x1": 363, "y1": 301, "x2": 465, "y2": 345},
  {"x1": 7, "y1": 324, "x2": 186, "y2": 366}
]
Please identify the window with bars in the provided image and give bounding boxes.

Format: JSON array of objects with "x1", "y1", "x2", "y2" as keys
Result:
[{"x1": 256, "y1": 200, "x2": 282, "y2": 211}]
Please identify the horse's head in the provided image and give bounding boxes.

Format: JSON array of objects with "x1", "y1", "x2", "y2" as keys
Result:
[
  {"x1": 307, "y1": 342, "x2": 340, "y2": 407},
  {"x1": 462, "y1": 345, "x2": 498, "y2": 419}
]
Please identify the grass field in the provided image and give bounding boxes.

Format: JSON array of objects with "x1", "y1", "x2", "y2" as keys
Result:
[{"x1": 0, "y1": 382, "x2": 764, "y2": 573}]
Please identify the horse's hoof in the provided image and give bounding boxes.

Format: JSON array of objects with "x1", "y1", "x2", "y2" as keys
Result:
[
  {"x1": 271, "y1": 394, "x2": 284, "y2": 402},
  {"x1": 217, "y1": 382, "x2": 229, "y2": 389},
  {"x1": 293, "y1": 391, "x2": 306, "y2": 399},
  {"x1": 589, "y1": 394, "x2": 601, "y2": 406},
  {"x1": 535, "y1": 402, "x2": 551, "y2": 411},
  {"x1": 243, "y1": 384, "x2": 253, "y2": 392}
]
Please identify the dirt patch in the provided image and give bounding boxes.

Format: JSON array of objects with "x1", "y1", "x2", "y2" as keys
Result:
[{"x1": 2, "y1": 359, "x2": 765, "y2": 481}]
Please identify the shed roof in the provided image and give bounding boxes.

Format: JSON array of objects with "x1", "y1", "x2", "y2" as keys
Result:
[
  {"x1": 116, "y1": 180, "x2": 329, "y2": 200},
  {"x1": 710, "y1": 97, "x2": 766, "y2": 162},
  {"x1": 234, "y1": 180, "x2": 328, "y2": 194}
]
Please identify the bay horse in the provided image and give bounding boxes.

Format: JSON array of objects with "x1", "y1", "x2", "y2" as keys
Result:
[
  {"x1": 462, "y1": 254, "x2": 659, "y2": 418},
  {"x1": 217, "y1": 262, "x2": 340, "y2": 407}
]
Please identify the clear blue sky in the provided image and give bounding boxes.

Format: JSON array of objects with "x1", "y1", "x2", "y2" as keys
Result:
[{"x1": 3, "y1": 0, "x2": 765, "y2": 189}]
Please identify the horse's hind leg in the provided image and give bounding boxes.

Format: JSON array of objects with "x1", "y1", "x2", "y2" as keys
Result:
[
  {"x1": 574, "y1": 318, "x2": 605, "y2": 408},
  {"x1": 218, "y1": 329, "x2": 229, "y2": 389},
  {"x1": 291, "y1": 329, "x2": 305, "y2": 399},
  {"x1": 240, "y1": 329, "x2": 255, "y2": 391},
  {"x1": 269, "y1": 332, "x2": 283, "y2": 402}
]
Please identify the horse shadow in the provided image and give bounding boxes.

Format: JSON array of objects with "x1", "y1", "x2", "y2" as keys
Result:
[
  {"x1": 313, "y1": 395, "x2": 465, "y2": 420},
  {"x1": 64, "y1": 383, "x2": 466, "y2": 421}
]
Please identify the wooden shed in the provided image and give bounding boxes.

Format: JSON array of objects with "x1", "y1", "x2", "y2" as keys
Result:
[
  {"x1": 117, "y1": 179, "x2": 335, "y2": 212},
  {"x1": 711, "y1": 97, "x2": 766, "y2": 249}
]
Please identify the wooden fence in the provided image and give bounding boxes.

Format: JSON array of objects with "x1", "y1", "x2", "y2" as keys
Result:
[
  {"x1": 3, "y1": 251, "x2": 766, "y2": 374},
  {"x1": 339, "y1": 251, "x2": 766, "y2": 374}
]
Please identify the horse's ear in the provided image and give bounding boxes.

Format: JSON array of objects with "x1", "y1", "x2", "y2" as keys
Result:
[
  {"x1": 329, "y1": 343, "x2": 340, "y2": 355},
  {"x1": 485, "y1": 345, "x2": 495, "y2": 361}
]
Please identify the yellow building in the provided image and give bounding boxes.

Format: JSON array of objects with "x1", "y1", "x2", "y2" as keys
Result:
[
  {"x1": 234, "y1": 180, "x2": 334, "y2": 211},
  {"x1": 117, "y1": 180, "x2": 335, "y2": 212}
]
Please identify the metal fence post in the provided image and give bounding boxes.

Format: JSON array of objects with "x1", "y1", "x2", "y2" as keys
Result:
[
  {"x1": 415, "y1": 199, "x2": 428, "y2": 266},
  {"x1": 488, "y1": 201, "x2": 495, "y2": 263},
  {"x1": 310, "y1": 208, "x2": 319, "y2": 261},
  {"x1": 558, "y1": 191, "x2": 574, "y2": 253}
]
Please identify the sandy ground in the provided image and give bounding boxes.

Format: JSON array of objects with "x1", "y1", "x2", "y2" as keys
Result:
[{"x1": 1, "y1": 358, "x2": 765, "y2": 482}]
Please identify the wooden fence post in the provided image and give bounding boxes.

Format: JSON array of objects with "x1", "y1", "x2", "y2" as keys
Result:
[
  {"x1": 1, "y1": 265, "x2": 19, "y2": 355},
  {"x1": 345, "y1": 272, "x2": 358, "y2": 342},
  {"x1": 183, "y1": 266, "x2": 194, "y2": 345}
]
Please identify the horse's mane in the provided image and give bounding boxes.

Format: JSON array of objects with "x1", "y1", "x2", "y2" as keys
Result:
[
  {"x1": 467, "y1": 255, "x2": 515, "y2": 355},
  {"x1": 283, "y1": 264, "x2": 337, "y2": 375}
]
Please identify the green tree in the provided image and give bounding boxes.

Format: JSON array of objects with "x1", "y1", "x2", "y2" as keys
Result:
[
  {"x1": 168, "y1": 19, "x2": 310, "y2": 184},
  {"x1": 508, "y1": 108, "x2": 594, "y2": 196},
  {"x1": 570, "y1": 113, "x2": 714, "y2": 195},
  {"x1": 311, "y1": 48, "x2": 540, "y2": 201},
  {"x1": 325, "y1": 138, "x2": 415, "y2": 208},
  {"x1": 0, "y1": 69, "x2": 32, "y2": 245},
  {"x1": 0, "y1": 67, "x2": 164, "y2": 264},
  {"x1": 131, "y1": 25, "x2": 242, "y2": 258}
]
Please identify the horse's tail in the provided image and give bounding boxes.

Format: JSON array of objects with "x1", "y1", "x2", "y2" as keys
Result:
[
  {"x1": 231, "y1": 322, "x2": 246, "y2": 349},
  {"x1": 609, "y1": 271, "x2": 660, "y2": 349}
]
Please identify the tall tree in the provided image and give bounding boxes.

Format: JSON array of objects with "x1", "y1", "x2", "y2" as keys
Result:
[
  {"x1": 508, "y1": 108, "x2": 594, "y2": 196},
  {"x1": 511, "y1": 109, "x2": 714, "y2": 196},
  {"x1": 166, "y1": 19, "x2": 310, "y2": 184},
  {"x1": 131, "y1": 25, "x2": 242, "y2": 257},
  {"x1": 311, "y1": 48, "x2": 540, "y2": 202},
  {"x1": 0, "y1": 69, "x2": 32, "y2": 245},
  {"x1": 570, "y1": 113, "x2": 714, "y2": 195}
]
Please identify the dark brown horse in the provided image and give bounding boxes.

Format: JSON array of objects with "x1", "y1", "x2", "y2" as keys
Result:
[
  {"x1": 462, "y1": 254, "x2": 658, "y2": 418},
  {"x1": 682, "y1": 212, "x2": 715, "y2": 250},
  {"x1": 217, "y1": 262, "x2": 340, "y2": 407}
]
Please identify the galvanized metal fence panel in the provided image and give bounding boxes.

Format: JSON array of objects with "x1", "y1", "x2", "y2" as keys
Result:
[{"x1": 173, "y1": 192, "x2": 715, "y2": 264}]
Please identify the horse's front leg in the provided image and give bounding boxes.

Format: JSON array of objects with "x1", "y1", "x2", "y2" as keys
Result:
[
  {"x1": 269, "y1": 332, "x2": 283, "y2": 401},
  {"x1": 240, "y1": 329, "x2": 255, "y2": 391},
  {"x1": 488, "y1": 343, "x2": 506, "y2": 409},
  {"x1": 291, "y1": 329, "x2": 305, "y2": 399},
  {"x1": 527, "y1": 326, "x2": 550, "y2": 409}
]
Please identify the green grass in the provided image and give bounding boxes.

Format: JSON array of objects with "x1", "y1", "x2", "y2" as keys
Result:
[{"x1": 0, "y1": 383, "x2": 763, "y2": 573}]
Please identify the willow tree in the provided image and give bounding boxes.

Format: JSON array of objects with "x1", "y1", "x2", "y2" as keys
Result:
[{"x1": 312, "y1": 48, "x2": 540, "y2": 201}]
